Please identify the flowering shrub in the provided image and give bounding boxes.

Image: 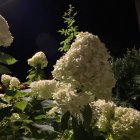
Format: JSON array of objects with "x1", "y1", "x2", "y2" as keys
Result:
[
  {"x1": 52, "y1": 32, "x2": 116, "y2": 100},
  {"x1": 91, "y1": 99, "x2": 140, "y2": 140},
  {"x1": 0, "y1": 7, "x2": 140, "y2": 140}
]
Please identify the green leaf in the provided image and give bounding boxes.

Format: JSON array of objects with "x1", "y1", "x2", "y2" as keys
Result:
[
  {"x1": 81, "y1": 104, "x2": 92, "y2": 128},
  {"x1": 0, "y1": 64, "x2": 11, "y2": 74},
  {"x1": 61, "y1": 111, "x2": 71, "y2": 131},
  {"x1": 72, "y1": 116, "x2": 87, "y2": 140},
  {"x1": 15, "y1": 101, "x2": 28, "y2": 111},
  {"x1": 34, "y1": 114, "x2": 46, "y2": 120},
  {"x1": 0, "y1": 51, "x2": 17, "y2": 65}
]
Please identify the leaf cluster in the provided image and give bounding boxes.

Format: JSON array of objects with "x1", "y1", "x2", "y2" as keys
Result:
[
  {"x1": 58, "y1": 4, "x2": 79, "y2": 52},
  {"x1": 26, "y1": 66, "x2": 46, "y2": 83},
  {"x1": 0, "y1": 51, "x2": 17, "y2": 74},
  {"x1": 112, "y1": 48, "x2": 140, "y2": 109},
  {"x1": 0, "y1": 89, "x2": 62, "y2": 140}
]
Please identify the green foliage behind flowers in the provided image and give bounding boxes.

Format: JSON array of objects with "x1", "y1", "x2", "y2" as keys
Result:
[
  {"x1": 112, "y1": 48, "x2": 140, "y2": 108},
  {"x1": 58, "y1": 4, "x2": 79, "y2": 52}
]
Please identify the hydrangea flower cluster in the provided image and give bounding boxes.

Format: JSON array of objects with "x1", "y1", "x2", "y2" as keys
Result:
[
  {"x1": 27, "y1": 51, "x2": 48, "y2": 69},
  {"x1": 30, "y1": 79, "x2": 57, "y2": 99},
  {"x1": 30, "y1": 80, "x2": 91, "y2": 113},
  {"x1": 0, "y1": 15, "x2": 13, "y2": 47},
  {"x1": 111, "y1": 107, "x2": 140, "y2": 140},
  {"x1": 90, "y1": 99, "x2": 140, "y2": 140},
  {"x1": 1, "y1": 74, "x2": 20, "y2": 89},
  {"x1": 30, "y1": 32, "x2": 116, "y2": 114},
  {"x1": 90, "y1": 99, "x2": 116, "y2": 132},
  {"x1": 53, "y1": 82, "x2": 92, "y2": 114},
  {"x1": 52, "y1": 32, "x2": 116, "y2": 100}
]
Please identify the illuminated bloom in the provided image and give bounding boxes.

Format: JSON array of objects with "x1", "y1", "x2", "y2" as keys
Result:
[
  {"x1": 52, "y1": 32, "x2": 115, "y2": 100},
  {"x1": 30, "y1": 79, "x2": 57, "y2": 99},
  {"x1": 111, "y1": 107, "x2": 140, "y2": 140},
  {"x1": 0, "y1": 15, "x2": 13, "y2": 47},
  {"x1": 1, "y1": 74, "x2": 20, "y2": 89},
  {"x1": 1, "y1": 74, "x2": 12, "y2": 87},
  {"x1": 27, "y1": 51, "x2": 48, "y2": 69},
  {"x1": 91, "y1": 100, "x2": 140, "y2": 140},
  {"x1": 90, "y1": 99, "x2": 116, "y2": 132},
  {"x1": 9, "y1": 77, "x2": 20, "y2": 89},
  {"x1": 10, "y1": 113, "x2": 21, "y2": 121},
  {"x1": 53, "y1": 82, "x2": 92, "y2": 114}
]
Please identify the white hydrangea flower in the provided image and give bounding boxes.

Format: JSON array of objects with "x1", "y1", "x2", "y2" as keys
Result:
[
  {"x1": 53, "y1": 82, "x2": 91, "y2": 114},
  {"x1": 1, "y1": 74, "x2": 12, "y2": 87},
  {"x1": 0, "y1": 94, "x2": 4, "y2": 98},
  {"x1": 0, "y1": 15, "x2": 13, "y2": 47},
  {"x1": 90, "y1": 99, "x2": 116, "y2": 132},
  {"x1": 9, "y1": 77, "x2": 20, "y2": 89},
  {"x1": 52, "y1": 32, "x2": 116, "y2": 100},
  {"x1": 111, "y1": 107, "x2": 140, "y2": 140},
  {"x1": 28, "y1": 51, "x2": 48, "y2": 69},
  {"x1": 30, "y1": 79, "x2": 57, "y2": 99},
  {"x1": 96, "y1": 115, "x2": 110, "y2": 133},
  {"x1": 10, "y1": 113, "x2": 21, "y2": 121},
  {"x1": 1, "y1": 74, "x2": 20, "y2": 89}
]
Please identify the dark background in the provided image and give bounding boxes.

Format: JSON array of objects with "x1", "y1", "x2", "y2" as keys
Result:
[{"x1": 0, "y1": 0, "x2": 139, "y2": 81}]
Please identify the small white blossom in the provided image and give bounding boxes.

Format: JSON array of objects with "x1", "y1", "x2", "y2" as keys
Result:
[
  {"x1": 30, "y1": 79, "x2": 57, "y2": 99},
  {"x1": 0, "y1": 94, "x2": 4, "y2": 98},
  {"x1": 28, "y1": 51, "x2": 48, "y2": 69},
  {"x1": 1, "y1": 74, "x2": 20, "y2": 89},
  {"x1": 52, "y1": 32, "x2": 116, "y2": 100},
  {"x1": 0, "y1": 15, "x2": 13, "y2": 47},
  {"x1": 1, "y1": 74, "x2": 12, "y2": 87},
  {"x1": 9, "y1": 77, "x2": 20, "y2": 89},
  {"x1": 10, "y1": 113, "x2": 21, "y2": 121}
]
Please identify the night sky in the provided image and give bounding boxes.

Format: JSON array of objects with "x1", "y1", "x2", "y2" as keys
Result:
[{"x1": 0, "y1": 0, "x2": 139, "y2": 81}]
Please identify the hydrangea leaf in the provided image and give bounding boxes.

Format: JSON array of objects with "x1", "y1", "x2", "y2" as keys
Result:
[
  {"x1": 81, "y1": 104, "x2": 92, "y2": 128},
  {"x1": 0, "y1": 64, "x2": 11, "y2": 74},
  {"x1": 15, "y1": 101, "x2": 28, "y2": 111},
  {"x1": 0, "y1": 51, "x2": 17, "y2": 65},
  {"x1": 61, "y1": 111, "x2": 71, "y2": 131}
]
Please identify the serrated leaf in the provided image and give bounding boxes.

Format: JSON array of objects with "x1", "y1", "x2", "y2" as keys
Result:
[
  {"x1": 61, "y1": 111, "x2": 70, "y2": 131},
  {"x1": 0, "y1": 64, "x2": 11, "y2": 74},
  {"x1": 15, "y1": 101, "x2": 28, "y2": 111},
  {"x1": 0, "y1": 51, "x2": 17, "y2": 65}
]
